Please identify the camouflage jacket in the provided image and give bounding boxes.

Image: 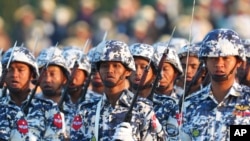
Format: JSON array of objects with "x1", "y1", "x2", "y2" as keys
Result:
[
  {"x1": 181, "y1": 82, "x2": 250, "y2": 141},
  {"x1": 70, "y1": 89, "x2": 166, "y2": 141},
  {"x1": 153, "y1": 93, "x2": 179, "y2": 141},
  {"x1": 0, "y1": 93, "x2": 63, "y2": 141}
]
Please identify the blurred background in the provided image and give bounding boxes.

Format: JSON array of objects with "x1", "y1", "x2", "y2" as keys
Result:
[{"x1": 0, "y1": 0, "x2": 249, "y2": 56}]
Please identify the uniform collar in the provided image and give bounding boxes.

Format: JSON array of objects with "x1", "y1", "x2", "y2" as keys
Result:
[{"x1": 102, "y1": 89, "x2": 134, "y2": 108}]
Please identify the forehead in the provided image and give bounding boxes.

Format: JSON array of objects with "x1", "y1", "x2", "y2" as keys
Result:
[
  {"x1": 181, "y1": 56, "x2": 200, "y2": 63},
  {"x1": 100, "y1": 61, "x2": 123, "y2": 65},
  {"x1": 134, "y1": 57, "x2": 149, "y2": 64},
  {"x1": 44, "y1": 65, "x2": 63, "y2": 72},
  {"x1": 10, "y1": 61, "x2": 30, "y2": 68}
]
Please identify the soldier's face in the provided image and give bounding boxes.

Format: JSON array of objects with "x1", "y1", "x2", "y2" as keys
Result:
[
  {"x1": 129, "y1": 57, "x2": 154, "y2": 86},
  {"x1": 6, "y1": 62, "x2": 32, "y2": 93},
  {"x1": 99, "y1": 61, "x2": 131, "y2": 88},
  {"x1": 157, "y1": 62, "x2": 177, "y2": 90},
  {"x1": 91, "y1": 71, "x2": 103, "y2": 87},
  {"x1": 40, "y1": 66, "x2": 67, "y2": 96},
  {"x1": 69, "y1": 69, "x2": 86, "y2": 88},
  {"x1": 180, "y1": 56, "x2": 200, "y2": 82},
  {"x1": 206, "y1": 56, "x2": 240, "y2": 81}
]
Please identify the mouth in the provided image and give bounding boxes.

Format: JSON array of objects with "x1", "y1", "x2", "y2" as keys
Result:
[
  {"x1": 186, "y1": 76, "x2": 193, "y2": 81},
  {"x1": 10, "y1": 80, "x2": 20, "y2": 87},
  {"x1": 134, "y1": 78, "x2": 141, "y2": 84},
  {"x1": 214, "y1": 70, "x2": 226, "y2": 75}
]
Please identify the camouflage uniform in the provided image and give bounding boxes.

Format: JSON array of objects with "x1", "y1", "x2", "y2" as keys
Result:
[
  {"x1": 36, "y1": 46, "x2": 70, "y2": 139},
  {"x1": 152, "y1": 44, "x2": 183, "y2": 141},
  {"x1": 181, "y1": 29, "x2": 249, "y2": 141},
  {"x1": 62, "y1": 47, "x2": 102, "y2": 139},
  {"x1": 0, "y1": 94, "x2": 62, "y2": 141},
  {"x1": 0, "y1": 47, "x2": 62, "y2": 140},
  {"x1": 71, "y1": 40, "x2": 165, "y2": 141}
]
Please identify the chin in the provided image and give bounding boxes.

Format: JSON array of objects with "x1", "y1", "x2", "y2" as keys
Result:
[{"x1": 103, "y1": 81, "x2": 116, "y2": 88}]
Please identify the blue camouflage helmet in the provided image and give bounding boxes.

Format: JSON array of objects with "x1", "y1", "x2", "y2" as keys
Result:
[
  {"x1": 199, "y1": 28, "x2": 246, "y2": 61},
  {"x1": 153, "y1": 43, "x2": 183, "y2": 75},
  {"x1": 87, "y1": 47, "x2": 99, "y2": 63},
  {"x1": 129, "y1": 43, "x2": 157, "y2": 69},
  {"x1": 2, "y1": 46, "x2": 39, "y2": 78},
  {"x1": 242, "y1": 39, "x2": 250, "y2": 58},
  {"x1": 36, "y1": 46, "x2": 70, "y2": 78},
  {"x1": 129, "y1": 43, "x2": 154, "y2": 61},
  {"x1": 94, "y1": 40, "x2": 136, "y2": 71},
  {"x1": 178, "y1": 42, "x2": 202, "y2": 58},
  {"x1": 62, "y1": 46, "x2": 91, "y2": 75}
]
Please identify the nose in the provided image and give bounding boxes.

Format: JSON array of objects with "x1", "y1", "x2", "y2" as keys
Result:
[
  {"x1": 215, "y1": 57, "x2": 224, "y2": 68},
  {"x1": 135, "y1": 66, "x2": 143, "y2": 77}
]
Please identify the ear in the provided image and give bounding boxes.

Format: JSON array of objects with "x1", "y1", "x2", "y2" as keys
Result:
[
  {"x1": 236, "y1": 60, "x2": 243, "y2": 68},
  {"x1": 124, "y1": 70, "x2": 132, "y2": 77}
]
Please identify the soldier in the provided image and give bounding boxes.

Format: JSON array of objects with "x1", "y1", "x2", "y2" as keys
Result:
[
  {"x1": 175, "y1": 42, "x2": 208, "y2": 98},
  {"x1": 237, "y1": 39, "x2": 250, "y2": 86},
  {"x1": 71, "y1": 40, "x2": 165, "y2": 140},
  {"x1": 181, "y1": 29, "x2": 250, "y2": 140},
  {"x1": 36, "y1": 46, "x2": 70, "y2": 139},
  {"x1": 152, "y1": 43, "x2": 183, "y2": 140},
  {"x1": 0, "y1": 46, "x2": 62, "y2": 140},
  {"x1": 128, "y1": 43, "x2": 156, "y2": 98},
  {"x1": 62, "y1": 46, "x2": 100, "y2": 139}
]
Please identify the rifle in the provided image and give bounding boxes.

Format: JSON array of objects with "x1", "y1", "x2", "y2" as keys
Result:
[
  {"x1": 58, "y1": 60, "x2": 79, "y2": 112},
  {"x1": 147, "y1": 27, "x2": 176, "y2": 101}
]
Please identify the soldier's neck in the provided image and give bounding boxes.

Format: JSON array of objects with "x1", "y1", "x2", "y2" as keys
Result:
[
  {"x1": 211, "y1": 78, "x2": 234, "y2": 103},
  {"x1": 10, "y1": 90, "x2": 29, "y2": 107},
  {"x1": 92, "y1": 86, "x2": 104, "y2": 95},
  {"x1": 104, "y1": 87, "x2": 124, "y2": 107}
]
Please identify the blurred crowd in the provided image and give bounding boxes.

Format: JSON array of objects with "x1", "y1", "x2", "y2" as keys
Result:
[{"x1": 0, "y1": 0, "x2": 250, "y2": 56}]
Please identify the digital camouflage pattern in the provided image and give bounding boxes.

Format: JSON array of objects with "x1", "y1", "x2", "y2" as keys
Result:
[
  {"x1": 94, "y1": 40, "x2": 136, "y2": 71},
  {"x1": 36, "y1": 46, "x2": 70, "y2": 78},
  {"x1": 178, "y1": 42, "x2": 202, "y2": 58},
  {"x1": 71, "y1": 90, "x2": 165, "y2": 141},
  {"x1": 199, "y1": 29, "x2": 246, "y2": 61},
  {"x1": 242, "y1": 39, "x2": 250, "y2": 58},
  {"x1": 2, "y1": 46, "x2": 39, "y2": 78},
  {"x1": 129, "y1": 43, "x2": 155, "y2": 62},
  {"x1": 153, "y1": 45, "x2": 183, "y2": 75},
  {"x1": 0, "y1": 94, "x2": 63, "y2": 141},
  {"x1": 62, "y1": 90, "x2": 101, "y2": 139},
  {"x1": 181, "y1": 82, "x2": 250, "y2": 141},
  {"x1": 62, "y1": 46, "x2": 91, "y2": 75},
  {"x1": 153, "y1": 93, "x2": 179, "y2": 141}
]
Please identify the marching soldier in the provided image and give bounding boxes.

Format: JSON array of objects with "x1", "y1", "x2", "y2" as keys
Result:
[
  {"x1": 181, "y1": 29, "x2": 250, "y2": 141},
  {"x1": 71, "y1": 40, "x2": 165, "y2": 140}
]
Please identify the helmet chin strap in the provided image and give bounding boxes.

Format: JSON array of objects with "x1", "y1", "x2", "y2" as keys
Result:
[{"x1": 211, "y1": 63, "x2": 237, "y2": 82}]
